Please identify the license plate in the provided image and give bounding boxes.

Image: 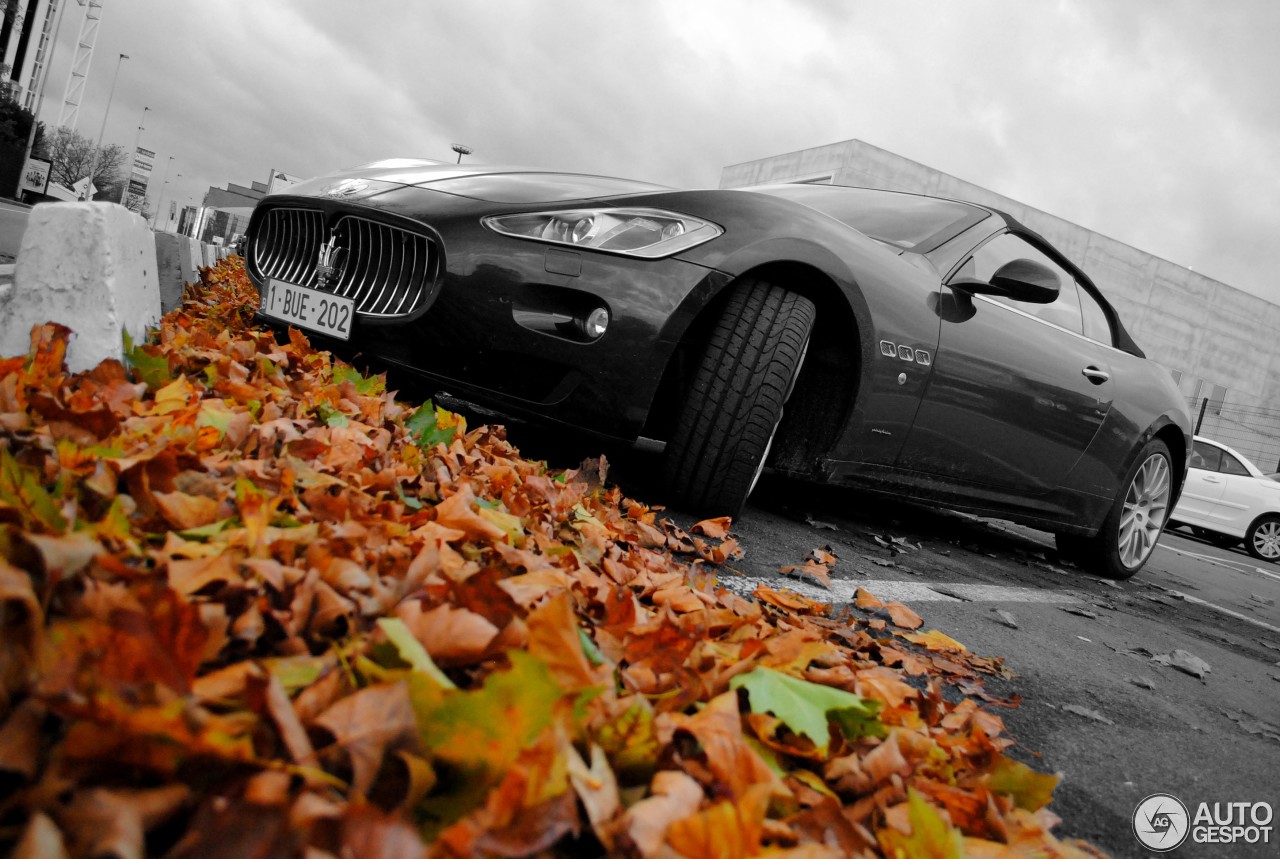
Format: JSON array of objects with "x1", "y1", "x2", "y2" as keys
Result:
[{"x1": 260, "y1": 279, "x2": 354, "y2": 340}]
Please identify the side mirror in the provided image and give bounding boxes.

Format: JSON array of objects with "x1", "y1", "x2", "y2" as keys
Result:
[{"x1": 950, "y1": 258, "x2": 1061, "y2": 305}]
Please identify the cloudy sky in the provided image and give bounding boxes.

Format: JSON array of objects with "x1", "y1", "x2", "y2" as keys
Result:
[{"x1": 30, "y1": 0, "x2": 1280, "y2": 303}]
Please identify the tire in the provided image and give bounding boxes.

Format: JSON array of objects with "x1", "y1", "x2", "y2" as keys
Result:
[
  {"x1": 1245, "y1": 515, "x2": 1280, "y2": 563},
  {"x1": 1060, "y1": 438, "x2": 1174, "y2": 580},
  {"x1": 661, "y1": 278, "x2": 815, "y2": 516},
  {"x1": 1190, "y1": 526, "x2": 1238, "y2": 549}
]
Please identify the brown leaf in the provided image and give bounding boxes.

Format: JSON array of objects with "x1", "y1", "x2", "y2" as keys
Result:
[
  {"x1": 59, "y1": 785, "x2": 190, "y2": 859},
  {"x1": 154, "y1": 490, "x2": 222, "y2": 530},
  {"x1": 0, "y1": 557, "x2": 43, "y2": 715},
  {"x1": 527, "y1": 592, "x2": 609, "y2": 692},
  {"x1": 433, "y1": 483, "x2": 507, "y2": 542},
  {"x1": 395, "y1": 600, "x2": 500, "y2": 666},
  {"x1": 622, "y1": 770, "x2": 705, "y2": 856},
  {"x1": 314, "y1": 681, "x2": 419, "y2": 796}
]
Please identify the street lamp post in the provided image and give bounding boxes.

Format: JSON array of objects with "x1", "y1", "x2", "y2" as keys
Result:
[
  {"x1": 152, "y1": 156, "x2": 174, "y2": 230},
  {"x1": 14, "y1": 0, "x2": 71, "y2": 201},
  {"x1": 81, "y1": 52, "x2": 129, "y2": 201},
  {"x1": 451, "y1": 143, "x2": 472, "y2": 163},
  {"x1": 119, "y1": 105, "x2": 149, "y2": 205}
]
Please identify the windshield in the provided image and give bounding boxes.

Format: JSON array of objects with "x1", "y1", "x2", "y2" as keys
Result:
[{"x1": 750, "y1": 184, "x2": 987, "y2": 252}]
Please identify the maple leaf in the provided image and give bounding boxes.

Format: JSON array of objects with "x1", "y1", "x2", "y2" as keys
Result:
[
  {"x1": 664, "y1": 783, "x2": 770, "y2": 859},
  {"x1": 414, "y1": 651, "x2": 566, "y2": 828},
  {"x1": 0, "y1": 447, "x2": 67, "y2": 533},
  {"x1": 731, "y1": 666, "x2": 884, "y2": 756},
  {"x1": 878, "y1": 788, "x2": 965, "y2": 859},
  {"x1": 973, "y1": 754, "x2": 1060, "y2": 812},
  {"x1": 405, "y1": 401, "x2": 457, "y2": 450}
]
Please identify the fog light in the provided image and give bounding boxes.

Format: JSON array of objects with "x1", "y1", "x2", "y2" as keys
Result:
[{"x1": 582, "y1": 307, "x2": 610, "y2": 339}]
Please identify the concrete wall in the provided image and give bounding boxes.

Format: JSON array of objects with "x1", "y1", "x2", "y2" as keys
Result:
[{"x1": 721, "y1": 139, "x2": 1280, "y2": 464}]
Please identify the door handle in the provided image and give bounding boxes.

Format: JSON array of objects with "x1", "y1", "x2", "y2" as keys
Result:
[
  {"x1": 1203, "y1": 476, "x2": 1222, "y2": 483},
  {"x1": 1081, "y1": 365, "x2": 1110, "y2": 384}
]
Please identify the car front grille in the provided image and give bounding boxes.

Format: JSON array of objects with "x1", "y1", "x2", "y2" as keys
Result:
[{"x1": 249, "y1": 208, "x2": 438, "y2": 318}]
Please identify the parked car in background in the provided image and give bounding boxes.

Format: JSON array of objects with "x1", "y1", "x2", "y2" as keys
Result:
[
  {"x1": 1169, "y1": 436, "x2": 1280, "y2": 562},
  {"x1": 242, "y1": 159, "x2": 1192, "y2": 579}
]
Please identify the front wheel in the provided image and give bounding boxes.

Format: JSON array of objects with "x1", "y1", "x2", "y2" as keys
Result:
[
  {"x1": 661, "y1": 278, "x2": 815, "y2": 516},
  {"x1": 1245, "y1": 515, "x2": 1280, "y2": 562},
  {"x1": 1060, "y1": 438, "x2": 1174, "y2": 580}
]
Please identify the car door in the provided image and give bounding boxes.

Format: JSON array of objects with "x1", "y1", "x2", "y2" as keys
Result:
[
  {"x1": 895, "y1": 231, "x2": 1113, "y2": 493},
  {"x1": 1206, "y1": 447, "x2": 1259, "y2": 529},
  {"x1": 1177, "y1": 441, "x2": 1228, "y2": 524}
]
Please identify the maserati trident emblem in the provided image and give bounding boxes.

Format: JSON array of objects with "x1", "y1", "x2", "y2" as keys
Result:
[
  {"x1": 315, "y1": 234, "x2": 346, "y2": 290},
  {"x1": 321, "y1": 178, "x2": 368, "y2": 198}
]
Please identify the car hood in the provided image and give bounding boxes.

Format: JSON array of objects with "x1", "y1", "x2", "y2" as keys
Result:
[{"x1": 278, "y1": 160, "x2": 673, "y2": 205}]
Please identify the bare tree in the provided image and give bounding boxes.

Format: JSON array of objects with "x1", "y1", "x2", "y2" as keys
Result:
[
  {"x1": 124, "y1": 191, "x2": 151, "y2": 220},
  {"x1": 45, "y1": 126, "x2": 128, "y2": 199}
]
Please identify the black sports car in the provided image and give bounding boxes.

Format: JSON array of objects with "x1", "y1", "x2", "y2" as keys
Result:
[{"x1": 243, "y1": 159, "x2": 1192, "y2": 579}]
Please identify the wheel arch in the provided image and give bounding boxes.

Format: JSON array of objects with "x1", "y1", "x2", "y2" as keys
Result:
[{"x1": 642, "y1": 260, "x2": 864, "y2": 477}]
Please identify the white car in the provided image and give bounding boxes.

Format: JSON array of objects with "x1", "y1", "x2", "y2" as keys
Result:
[{"x1": 1169, "y1": 436, "x2": 1280, "y2": 562}]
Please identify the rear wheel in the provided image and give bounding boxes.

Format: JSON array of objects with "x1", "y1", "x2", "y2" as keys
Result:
[
  {"x1": 1058, "y1": 438, "x2": 1173, "y2": 580},
  {"x1": 662, "y1": 278, "x2": 815, "y2": 516},
  {"x1": 1245, "y1": 515, "x2": 1280, "y2": 562}
]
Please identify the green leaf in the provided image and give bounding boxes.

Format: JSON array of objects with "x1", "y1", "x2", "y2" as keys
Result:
[
  {"x1": 122, "y1": 329, "x2": 171, "y2": 390},
  {"x1": 729, "y1": 666, "x2": 883, "y2": 755},
  {"x1": 314, "y1": 403, "x2": 349, "y2": 428},
  {"x1": 0, "y1": 447, "x2": 67, "y2": 533},
  {"x1": 333, "y1": 363, "x2": 385, "y2": 395},
  {"x1": 412, "y1": 651, "x2": 567, "y2": 833},
  {"x1": 877, "y1": 788, "x2": 964, "y2": 859},
  {"x1": 980, "y1": 754, "x2": 1059, "y2": 811},
  {"x1": 376, "y1": 618, "x2": 456, "y2": 689},
  {"x1": 395, "y1": 482, "x2": 424, "y2": 510},
  {"x1": 405, "y1": 401, "x2": 455, "y2": 450}
]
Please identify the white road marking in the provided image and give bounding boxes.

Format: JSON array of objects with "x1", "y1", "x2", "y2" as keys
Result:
[
  {"x1": 1158, "y1": 543, "x2": 1280, "y2": 583},
  {"x1": 719, "y1": 576, "x2": 1078, "y2": 605},
  {"x1": 1170, "y1": 591, "x2": 1280, "y2": 635}
]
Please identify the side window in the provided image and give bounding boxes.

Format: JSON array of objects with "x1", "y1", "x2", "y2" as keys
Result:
[
  {"x1": 1219, "y1": 452, "x2": 1250, "y2": 476},
  {"x1": 1078, "y1": 285, "x2": 1114, "y2": 345},
  {"x1": 1190, "y1": 441, "x2": 1222, "y2": 471},
  {"x1": 952, "y1": 232, "x2": 1084, "y2": 333}
]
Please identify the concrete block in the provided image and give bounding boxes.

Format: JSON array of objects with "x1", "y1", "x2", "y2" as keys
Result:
[
  {"x1": 185, "y1": 237, "x2": 202, "y2": 277},
  {"x1": 1, "y1": 203, "x2": 161, "y2": 372},
  {"x1": 153, "y1": 232, "x2": 188, "y2": 313},
  {"x1": 202, "y1": 243, "x2": 218, "y2": 268}
]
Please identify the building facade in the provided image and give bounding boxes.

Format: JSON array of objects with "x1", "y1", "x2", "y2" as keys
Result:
[{"x1": 721, "y1": 139, "x2": 1280, "y2": 469}]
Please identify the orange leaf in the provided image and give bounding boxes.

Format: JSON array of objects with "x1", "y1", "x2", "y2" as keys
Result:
[
  {"x1": 526, "y1": 592, "x2": 608, "y2": 692},
  {"x1": 886, "y1": 602, "x2": 924, "y2": 630},
  {"x1": 854, "y1": 587, "x2": 885, "y2": 610},
  {"x1": 691, "y1": 516, "x2": 733, "y2": 540}
]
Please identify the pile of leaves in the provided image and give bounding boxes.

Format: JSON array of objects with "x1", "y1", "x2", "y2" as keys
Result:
[{"x1": 0, "y1": 257, "x2": 1107, "y2": 858}]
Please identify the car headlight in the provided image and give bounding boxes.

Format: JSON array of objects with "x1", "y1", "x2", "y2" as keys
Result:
[{"x1": 482, "y1": 208, "x2": 722, "y2": 258}]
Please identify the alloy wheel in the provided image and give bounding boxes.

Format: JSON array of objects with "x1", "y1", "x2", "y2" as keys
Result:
[
  {"x1": 1252, "y1": 520, "x2": 1280, "y2": 560},
  {"x1": 1116, "y1": 453, "x2": 1171, "y2": 569}
]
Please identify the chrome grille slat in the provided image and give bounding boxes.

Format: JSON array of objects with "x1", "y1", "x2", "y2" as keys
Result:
[{"x1": 250, "y1": 207, "x2": 436, "y2": 319}]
